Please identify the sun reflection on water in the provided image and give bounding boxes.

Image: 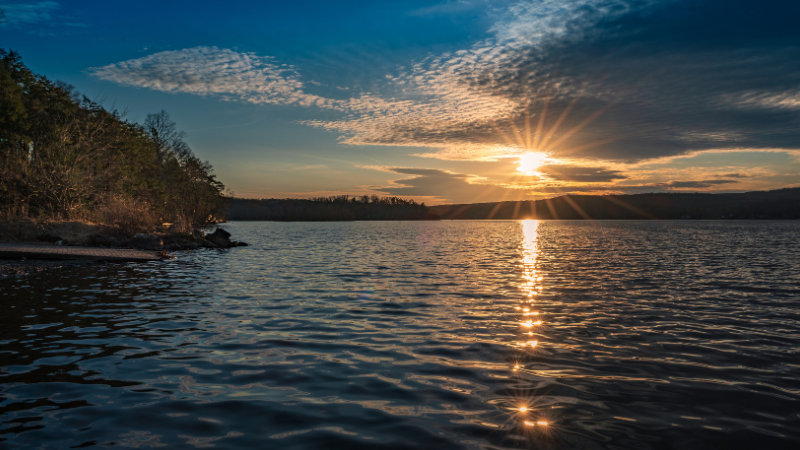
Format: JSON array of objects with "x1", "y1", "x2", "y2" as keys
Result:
[
  {"x1": 516, "y1": 220, "x2": 543, "y2": 347},
  {"x1": 504, "y1": 220, "x2": 558, "y2": 436}
]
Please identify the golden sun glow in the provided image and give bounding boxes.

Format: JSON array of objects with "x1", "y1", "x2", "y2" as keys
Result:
[{"x1": 517, "y1": 152, "x2": 550, "y2": 175}]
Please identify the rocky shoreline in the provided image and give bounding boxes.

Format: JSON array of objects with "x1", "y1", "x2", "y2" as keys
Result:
[
  {"x1": 0, "y1": 227, "x2": 249, "y2": 278},
  {"x1": 2, "y1": 228, "x2": 246, "y2": 252},
  {"x1": 82, "y1": 228, "x2": 248, "y2": 251},
  {"x1": 1, "y1": 219, "x2": 247, "y2": 251}
]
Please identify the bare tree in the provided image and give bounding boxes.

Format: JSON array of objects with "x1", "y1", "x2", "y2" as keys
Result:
[
  {"x1": 143, "y1": 110, "x2": 224, "y2": 230},
  {"x1": 29, "y1": 100, "x2": 127, "y2": 219},
  {"x1": 144, "y1": 110, "x2": 191, "y2": 164}
]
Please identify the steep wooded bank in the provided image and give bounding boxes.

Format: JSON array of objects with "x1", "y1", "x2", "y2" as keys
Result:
[
  {"x1": 429, "y1": 188, "x2": 800, "y2": 220},
  {"x1": 0, "y1": 50, "x2": 225, "y2": 234},
  {"x1": 227, "y1": 196, "x2": 432, "y2": 221}
]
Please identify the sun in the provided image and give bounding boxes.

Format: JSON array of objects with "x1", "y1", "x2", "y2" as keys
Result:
[{"x1": 517, "y1": 152, "x2": 549, "y2": 175}]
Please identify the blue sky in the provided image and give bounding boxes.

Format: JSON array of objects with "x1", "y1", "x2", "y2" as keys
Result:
[{"x1": 2, "y1": 0, "x2": 799, "y2": 203}]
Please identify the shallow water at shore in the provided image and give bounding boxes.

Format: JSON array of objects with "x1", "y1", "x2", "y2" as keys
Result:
[{"x1": 2, "y1": 221, "x2": 799, "y2": 449}]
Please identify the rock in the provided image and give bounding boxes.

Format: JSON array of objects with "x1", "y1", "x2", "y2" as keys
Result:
[
  {"x1": 88, "y1": 234, "x2": 113, "y2": 247},
  {"x1": 109, "y1": 236, "x2": 130, "y2": 248},
  {"x1": 205, "y1": 228, "x2": 232, "y2": 247},
  {"x1": 200, "y1": 229, "x2": 248, "y2": 248},
  {"x1": 130, "y1": 233, "x2": 163, "y2": 250},
  {"x1": 36, "y1": 233, "x2": 62, "y2": 243},
  {"x1": 201, "y1": 240, "x2": 222, "y2": 249},
  {"x1": 174, "y1": 239, "x2": 199, "y2": 250}
]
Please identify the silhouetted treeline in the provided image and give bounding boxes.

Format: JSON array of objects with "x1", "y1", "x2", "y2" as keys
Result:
[
  {"x1": 227, "y1": 195, "x2": 432, "y2": 221},
  {"x1": 430, "y1": 188, "x2": 800, "y2": 220},
  {"x1": 0, "y1": 50, "x2": 225, "y2": 232}
]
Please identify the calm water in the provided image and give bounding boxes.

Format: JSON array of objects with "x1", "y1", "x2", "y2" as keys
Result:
[{"x1": 2, "y1": 221, "x2": 800, "y2": 449}]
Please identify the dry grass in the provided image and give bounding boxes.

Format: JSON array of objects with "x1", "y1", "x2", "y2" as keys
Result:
[
  {"x1": 0, "y1": 196, "x2": 199, "y2": 246},
  {"x1": 0, "y1": 218, "x2": 102, "y2": 245},
  {"x1": 94, "y1": 195, "x2": 160, "y2": 236}
]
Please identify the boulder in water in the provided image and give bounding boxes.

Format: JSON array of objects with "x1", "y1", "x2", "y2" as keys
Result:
[{"x1": 205, "y1": 228, "x2": 232, "y2": 247}]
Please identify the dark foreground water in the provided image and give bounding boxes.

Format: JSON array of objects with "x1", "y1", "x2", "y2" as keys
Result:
[{"x1": 2, "y1": 221, "x2": 799, "y2": 450}]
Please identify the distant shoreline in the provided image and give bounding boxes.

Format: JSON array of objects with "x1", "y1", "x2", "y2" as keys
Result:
[{"x1": 226, "y1": 188, "x2": 800, "y2": 221}]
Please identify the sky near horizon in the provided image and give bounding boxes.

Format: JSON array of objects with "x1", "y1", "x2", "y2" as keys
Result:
[{"x1": 1, "y1": 0, "x2": 799, "y2": 204}]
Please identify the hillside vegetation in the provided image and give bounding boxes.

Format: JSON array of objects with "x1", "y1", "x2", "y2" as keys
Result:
[
  {"x1": 0, "y1": 49, "x2": 225, "y2": 234},
  {"x1": 227, "y1": 196, "x2": 431, "y2": 221}
]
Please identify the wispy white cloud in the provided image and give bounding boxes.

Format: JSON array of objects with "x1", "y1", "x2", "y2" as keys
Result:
[
  {"x1": 90, "y1": 44, "x2": 524, "y2": 161},
  {"x1": 89, "y1": 46, "x2": 336, "y2": 108},
  {"x1": 408, "y1": 0, "x2": 483, "y2": 17},
  {"x1": 294, "y1": 164, "x2": 328, "y2": 170},
  {"x1": 304, "y1": 0, "x2": 630, "y2": 160},
  {"x1": 0, "y1": 1, "x2": 60, "y2": 26},
  {"x1": 489, "y1": 0, "x2": 608, "y2": 42},
  {"x1": 89, "y1": 0, "x2": 800, "y2": 167},
  {"x1": 89, "y1": 2, "x2": 608, "y2": 161},
  {"x1": 724, "y1": 90, "x2": 800, "y2": 111}
]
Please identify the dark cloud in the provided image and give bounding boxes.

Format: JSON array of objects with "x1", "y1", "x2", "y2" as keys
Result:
[
  {"x1": 331, "y1": 0, "x2": 800, "y2": 161},
  {"x1": 657, "y1": 179, "x2": 739, "y2": 189},
  {"x1": 718, "y1": 173, "x2": 748, "y2": 179},
  {"x1": 465, "y1": 0, "x2": 800, "y2": 161},
  {"x1": 377, "y1": 168, "x2": 524, "y2": 204},
  {"x1": 537, "y1": 164, "x2": 627, "y2": 182},
  {"x1": 374, "y1": 167, "x2": 753, "y2": 202},
  {"x1": 95, "y1": 0, "x2": 800, "y2": 166}
]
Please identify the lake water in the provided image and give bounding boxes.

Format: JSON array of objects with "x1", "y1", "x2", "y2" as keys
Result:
[{"x1": 2, "y1": 221, "x2": 799, "y2": 449}]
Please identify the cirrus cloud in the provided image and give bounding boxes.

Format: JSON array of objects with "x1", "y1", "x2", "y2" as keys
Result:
[
  {"x1": 0, "y1": 1, "x2": 59, "y2": 26},
  {"x1": 89, "y1": 0, "x2": 800, "y2": 167},
  {"x1": 89, "y1": 46, "x2": 336, "y2": 108}
]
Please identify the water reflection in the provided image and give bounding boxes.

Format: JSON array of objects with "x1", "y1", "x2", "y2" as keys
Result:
[
  {"x1": 521, "y1": 219, "x2": 541, "y2": 299},
  {"x1": 506, "y1": 220, "x2": 556, "y2": 438},
  {"x1": 516, "y1": 220, "x2": 544, "y2": 351},
  {"x1": 2, "y1": 221, "x2": 799, "y2": 449}
]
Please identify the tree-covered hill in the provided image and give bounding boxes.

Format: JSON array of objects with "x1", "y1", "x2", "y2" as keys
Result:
[
  {"x1": 227, "y1": 196, "x2": 431, "y2": 221},
  {"x1": 0, "y1": 49, "x2": 225, "y2": 233},
  {"x1": 429, "y1": 188, "x2": 800, "y2": 220}
]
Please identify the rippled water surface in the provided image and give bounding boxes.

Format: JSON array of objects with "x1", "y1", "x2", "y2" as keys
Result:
[{"x1": 2, "y1": 221, "x2": 800, "y2": 449}]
